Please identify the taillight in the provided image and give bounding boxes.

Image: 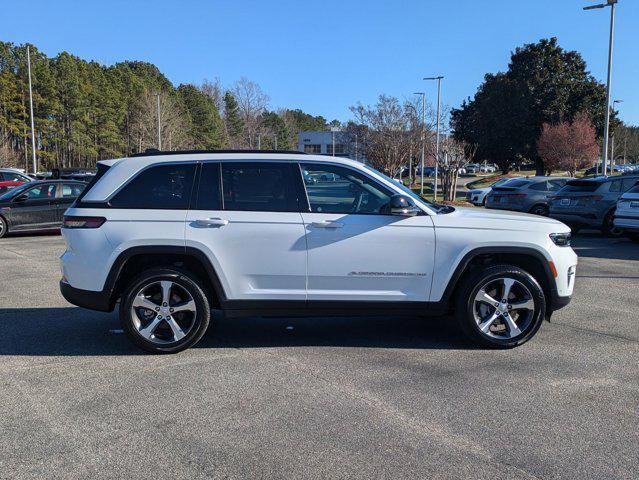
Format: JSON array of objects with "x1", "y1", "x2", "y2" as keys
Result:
[
  {"x1": 580, "y1": 195, "x2": 603, "y2": 202},
  {"x1": 62, "y1": 216, "x2": 106, "y2": 229}
]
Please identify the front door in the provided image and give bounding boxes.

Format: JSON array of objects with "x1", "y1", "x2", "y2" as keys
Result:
[
  {"x1": 186, "y1": 161, "x2": 307, "y2": 301},
  {"x1": 299, "y1": 163, "x2": 435, "y2": 302},
  {"x1": 10, "y1": 183, "x2": 58, "y2": 230}
]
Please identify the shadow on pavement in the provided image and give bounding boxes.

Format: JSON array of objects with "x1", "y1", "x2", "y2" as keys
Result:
[
  {"x1": 0, "y1": 307, "x2": 472, "y2": 356},
  {"x1": 570, "y1": 231, "x2": 639, "y2": 261}
]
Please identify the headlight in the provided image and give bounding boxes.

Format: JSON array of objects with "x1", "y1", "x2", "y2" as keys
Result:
[{"x1": 550, "y1": 232, "x2": 571, "y2": 247}]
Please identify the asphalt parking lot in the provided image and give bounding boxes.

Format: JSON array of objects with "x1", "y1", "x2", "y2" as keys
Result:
[{"x1": 0, "y1": 232, "x2": 637, "y2": 479}]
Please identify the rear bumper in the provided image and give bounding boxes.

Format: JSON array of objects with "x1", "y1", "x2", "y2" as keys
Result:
[
  {"x1": 60, "y1": 280, "x2": 113, "y2": 312},
  {"x1": 485, "y1": 204, "x2": 525, "y2": 212},
  {"x1": 549, "y1": 210, "x2": 600, "y2": 227}
]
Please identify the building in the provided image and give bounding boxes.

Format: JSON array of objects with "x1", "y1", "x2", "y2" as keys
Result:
[{"x1": 297, "y1": 131, "x2": 365, "y2": 163}]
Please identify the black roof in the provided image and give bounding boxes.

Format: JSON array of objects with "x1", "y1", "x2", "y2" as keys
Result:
[{"x1": 130, "y1": 148, "x2": 306, "y2": 158}]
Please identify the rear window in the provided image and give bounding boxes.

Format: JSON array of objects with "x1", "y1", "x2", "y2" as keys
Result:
[
  {"x1": 110, "y1": 163, "x2": 196, "y2": 209},
  {"x1": 75, "y1": 163, "x2": 110, "y2": 203},
  {"x1": 628, "y1": 183, "x2": 639, "y2": 194},
  {"x1": 500, "y1": 179, "x2": 530, "y2": 188},
  {"x1": 562, "y1": 180, "x2": 601, "y2": 193}
]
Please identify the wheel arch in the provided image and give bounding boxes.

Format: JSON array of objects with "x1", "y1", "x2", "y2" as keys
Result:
[
  {"x1": 441, "y1": 246, "x2": 556, "y2": 314},
  {"x1": 105, "y1": 246, "x2": 227, "y2": 310}
]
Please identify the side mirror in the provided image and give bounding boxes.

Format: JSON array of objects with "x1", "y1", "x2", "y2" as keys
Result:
[
  {"x1": 14, "y1": 194, "x2": 28, "y2": 202},
  {"x1": 389, "y1": 195, "x2": 419, "y2": 216}
]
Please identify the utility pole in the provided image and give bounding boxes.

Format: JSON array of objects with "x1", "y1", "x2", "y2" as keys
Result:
[
  {"x1": 330, "y1": 126, "x2": 339, "y2": 156},
  {"x1": 425, "y1": 76, "x2": 444, "y2": 201},
  {"x1": 26, "y1": 46, "x2": 37, "y2": 174},
  {"x1": 414, "y1": 92, "x2": 426, "y2": 195},
  {"x1": 156, "y1": 93, "x2": 162, "y2": 150},
  {"x1": 584, "y1": 0, "x2": 618, "y2": 176}
]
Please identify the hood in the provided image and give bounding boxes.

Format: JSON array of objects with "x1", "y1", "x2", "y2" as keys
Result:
[{"x1": 434, "y1": 206, "x2": 569, "y2": 233}]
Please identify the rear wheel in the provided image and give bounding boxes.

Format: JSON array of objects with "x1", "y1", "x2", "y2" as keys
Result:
[
  {"x1": 120, "y1": 268, "x2": 211, "y2": 354},
  {"x1": 0, "y1": 216, "x2": 7, "y2": 238},
  {"x1": 455, "y1": 265, "x2": 546, "y2": 348},
  {"x1": 529, "y1": 204, "x2": 549, "y2": 216},
  {"x1": 602, "y1": 210, "x2": 623, "y2": 237},
  {"x1": 626, "y1": 232, "x2": 639, "y2": 243}
]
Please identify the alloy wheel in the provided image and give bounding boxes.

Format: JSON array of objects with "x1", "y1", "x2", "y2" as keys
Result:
[
  {"x1": 472, "y1": 277, "x2": 536, "y2": 339},
  {"x1": 130, "y1": 280, "x2": 197, "y2": 344}
]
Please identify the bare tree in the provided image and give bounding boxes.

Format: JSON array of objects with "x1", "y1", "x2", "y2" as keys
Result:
[
  {"x1": 132, "y1": 90, "x2": 190, "y2": 152},
  {"x1": 231, "y1": 77, "x2": 269, "y2": 148},
  {"x1": 432, "y1": 137, "x2": 477, "y2": 202}
]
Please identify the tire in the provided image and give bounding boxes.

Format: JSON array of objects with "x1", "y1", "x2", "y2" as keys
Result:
[
  {"x1": 454, "y1": 265, "x2": 546, "y2": 349},
  {"x1": 602, "y1": 210, "x2": 623, "y2": 238},
  {"x1": 0, "y1": 216, "x2": 7, "y2": 238},
  {"x1": 626, "y1": 232, "x2": 639, "y2": 243},
  {"x1": 119, "y1": 267, "x2": 211, "y2": 354},
  {"x1": 529, "y1": 204, "x2": 549, "y2": 217}
]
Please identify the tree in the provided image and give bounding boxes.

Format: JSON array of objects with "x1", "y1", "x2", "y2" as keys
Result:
[
  {"x1": 451, "y1": 37, "x2": 615, "y2": 175},
  {"x1": 231, "y1": 77, "x2": 269, "y2": 148},
  {"x1": 223, "y1": 91, "x2": 244, "y2": 148},
  {"x1": 537, "y1": 112, "x2": 599, "y2": 176},
  {"x1": 432, "y1": 138, "x2": 477, "y2": 202},
  {"x1": 178, "y1": 84, "x2": 224, "y2": 149}
]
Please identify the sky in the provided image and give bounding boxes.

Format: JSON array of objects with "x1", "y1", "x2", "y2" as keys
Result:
[{"x1": 2, "y1": 0, "x2": 639, "y2": 125}]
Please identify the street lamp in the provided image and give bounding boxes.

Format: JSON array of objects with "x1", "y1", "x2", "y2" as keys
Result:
[
  {"x1": 584, "y1": 0, "x2": 618, "y2": 176},
  {"x1": 414, "y1": 92, "x2": 426, "y2": 195},
  {"x1": 424, "y1": 76, "x2": 443, "y2": 201}
]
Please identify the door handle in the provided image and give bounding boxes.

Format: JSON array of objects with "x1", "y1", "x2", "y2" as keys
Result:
[
  {"x1": 194, "y1": 218, "x2": 229, "y2": 227},
  {"x1": 311, "y1": 221, "x2": 344, "y2": 228}
]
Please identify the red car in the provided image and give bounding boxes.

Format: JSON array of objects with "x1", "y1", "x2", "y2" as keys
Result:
[{"x1": 0, "y1": 181, "x2": 24, "y2": 195}]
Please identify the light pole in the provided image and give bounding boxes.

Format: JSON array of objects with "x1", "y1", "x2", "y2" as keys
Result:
[
  {"x1": 156, "y1": 93, "x2": 162, "y2": 150},
  {"x1": 26, "y1": 46, "x2": 37, "y2": 174},
  {"x1": 414, "y1": 92, "x2": 426, "y2": 195},
  {"x1": 424, "y1": 76, "x2": 443, "y2": 201},
  {"x1": 584, "y1": 0, "x2": 618, "y2": 176},
  {"x1": 612, "y1": 99, "x2": 623, "y2": 165},
  {"x1": 330, "y1": 126, "x2": 340, "y2": 156}
]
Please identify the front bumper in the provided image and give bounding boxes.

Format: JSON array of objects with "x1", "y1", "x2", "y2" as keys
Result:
[{"x1": 60, "y1": 280, "x2": 113, "y2": 312}]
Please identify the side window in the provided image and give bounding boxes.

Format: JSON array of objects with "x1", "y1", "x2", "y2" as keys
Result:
[
  {"x1": 300, "y1": 163, "x2": 392, "y2": 214},
  {"x1": 549, "y1": 180, "x2": 565, "y2": 191},
  {"x1": 529, "y1": 181, "x2": 549, "y2": 191},
  {"x1": 3, "y1": 172, "x2": 28, "y2": 182},
  {"x1": 221, "y1": 162, "x2": 295, "y2": 212},
  {"x1": 61, "y1": 183, "x2": 85, "y2": 198},
  {"x1": 23, "y1": 183, "x2": 56, "y2": 199},
  {"x1": 110, "y1": 163, "x2": 196, "y2": 209},
  {"x1": 195, "y1": 162, "x2": 222, "y2": 210},
  {"x1": 609, "y1": 180, "x2": 622, "y2": 193}
]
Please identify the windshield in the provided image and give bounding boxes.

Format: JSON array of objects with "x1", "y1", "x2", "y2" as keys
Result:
[
  {"x1": 0, "y1": 182, "x2": 31, "y2": 201},
  {"x1": 359, "y1": 164, "x2": 451, "y2": 213}
]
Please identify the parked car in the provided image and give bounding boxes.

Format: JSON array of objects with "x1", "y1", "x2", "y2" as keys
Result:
[
  {"x1": 613, "y1": 181, "x2": 639, "y2": 241},
  {"x1": 0, "y1": 181, "x2": 24, "y2": 195},
  {"x1": 59, "y1": 150, "x2": 576, "y2": 354},
  {"x1": 549, "y1": 174, "x2": 639, "y2": 236},
  {"x1": 480, "y1": 164, "x2": 496, "y2": 173},
  {"x1": 0, "y1": 168, "x2": 33, "y2": 183},
  {"x1": 485, "y1": 177, "x2": 568, "y2": 216},
  {"x1": 466, "y1": 177, "x2": 517, "y2": 206},
  {"x1": 464, "y1": 164, "x2": 480, "y2": 174},
  {"x1": 584, "y1": 164, "x2": 624, "y2": 176},
  {"x1": 0, "y1": 180, "x2": 85, "y2": 238},
  {"x1": 416, "y1": 166, "x2": 435, "y2": 177}
]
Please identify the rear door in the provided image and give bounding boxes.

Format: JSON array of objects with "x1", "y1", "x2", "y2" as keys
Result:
[
  {"x1": 185, "y1": 161, "x2": 307, "y2": 301},
  {"x1": 10, "y1": 183, "x2": 58, "y2": 229}
]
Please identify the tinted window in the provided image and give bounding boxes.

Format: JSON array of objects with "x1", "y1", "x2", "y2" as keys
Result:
[
  {"x1": 609, "y1": 180, "x2": 622, "y2": 193},
  {"x1": 2, "y1": 171, "x2": 29, "y2": 182},
  {"x1": 628, "y1": 183, "x2": 639, "y2": 194},
  {"x1": 196, "y1": 163, "x2": 222, "y2": 210},
  {"x1": 621, "y1": 177, "x2": 638, "y2": 192},
  {"x1": 301, "y1": 163, "x2": 392, "y2": 214},
  {"x1": 61, "y1": 183, "x2": 85, "y2": 198},
  {"x1": 529, "y1": 181, "x2": 551, "y2": 191},
  {"x1": 563, "y1": 180, "x2": 601, "y2": 193},
  {"x1": 110, "y1": 163, "x2": 196, "y2": 209},
  {"x1": 221, "y1": 162, "x2": 294, "y2": 212},
  {"x1": 549, "y1": 179, "x2": 567, "y2": 191}
]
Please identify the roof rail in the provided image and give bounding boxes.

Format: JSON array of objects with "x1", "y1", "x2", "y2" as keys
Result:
[{"x1": 129, "y1": 148, "x2": 306, "y2": 158}]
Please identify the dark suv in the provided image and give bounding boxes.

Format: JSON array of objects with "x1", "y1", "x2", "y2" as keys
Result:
[
  {"x1": 549, "y1": 174, "x2": 639, "y2": 235},
  {"x1": 485, "y1": 177, "x2": 568, "y2": 216}
]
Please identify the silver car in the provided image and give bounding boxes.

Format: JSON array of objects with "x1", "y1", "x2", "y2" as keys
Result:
[{"x1": 613, "y1": 180, "x2": 639, "y2": 241}]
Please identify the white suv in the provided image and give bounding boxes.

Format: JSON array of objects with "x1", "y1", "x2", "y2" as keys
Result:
[{"x1": 60, "y1": 151, "x2": 577, "y2": 353}]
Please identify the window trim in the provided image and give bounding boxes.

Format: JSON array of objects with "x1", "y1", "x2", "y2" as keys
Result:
[{"x1": 298, "y1": 161, "x2": 404, "y2": 216}]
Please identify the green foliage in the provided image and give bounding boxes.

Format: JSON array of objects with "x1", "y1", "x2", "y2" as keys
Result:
[
  {"x1": 178, "y1": 84, "x2": 224, "y2": 149},
  {"x1": 451, "y1": 37, "x2": 616, "y2": 174},
  {"x1": 223, "y1": 91, "x2": 244, "y2": 144}
]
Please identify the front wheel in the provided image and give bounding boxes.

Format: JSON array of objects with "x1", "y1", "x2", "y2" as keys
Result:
[
  {"x1": 120, "y1": 268, "x2": 211, "y2": 354},
  {"x1": 529, "y1": 204, "x2": 549, "y2": 216},
  {"x1": 455, "y1": 265, "x2": 546, "y2": 348},
  {"x1": 0, "y1": 216, "x2": 7, "y2": 238},
  {"x1": 602, "y1": 210, "x2": 623, "y2": 237}
]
